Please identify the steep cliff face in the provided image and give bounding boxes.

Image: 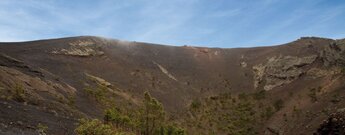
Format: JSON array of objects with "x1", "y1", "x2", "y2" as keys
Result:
[{"x1": 0, "y1": 36, "x2": 344, "y2": 135}]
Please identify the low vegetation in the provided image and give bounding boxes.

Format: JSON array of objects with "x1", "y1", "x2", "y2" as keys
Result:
[
  {"x1": 75, "y1": 119, "x2": 122, "y2": 135},
  {"x1": 308, "y1": 88, "x2": 319, "y2": 103},
  {"x1": 37, "y1": 123, "x2": 48, "y2": 135},
  {"x1": 13, "y1": 84, "x2": 25, "y2": 102},
  {"x1": 185, "y1": 92, "x2": 282, "y2": 135},
  {"x1": 273, "y1": 99, "x2": 284, "y2": 111},
  {"x1": 252, "y1": 90, "x2": 266, "y2": 100},
  {"x1": 76, "y1": 91, "x2": 185, "y2": 135},
  {"x1": 84, "y1": 85, "x2": 108, "y2": 103}
]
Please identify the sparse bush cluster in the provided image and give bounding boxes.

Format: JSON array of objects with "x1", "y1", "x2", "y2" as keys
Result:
[
  {"x1": 191, "y1": 99, "x2": 201, "y2": 109},
  {"x1": 75, "y1": 91, "x2": 185, "y2": 135},
  {"x1": 261, "y1": 106, "x2": 274, "y2": 120},
  {"x1": 252, "y1": 90, "x2": 266, "y2": 100},
  {"x1": 37, "y1": 123, "x2": 48, "y2": 135},
  {"x1": 273, "y1": 99, "x2": 284, "y2": 111},
  {"x1": 75, "y1": 119, "x2": 120, "y2": 135},
  {"x1": 341, "y1": 67, "x2": 345, "y2": 74},
  {"x1": 308, "y1": 88, "x2": 319, "y2": 103},
  {"x1": 104, "y1": 108, "x2": 133, "y2": 130},
  {"x1": 307, "y1": 86, "x2": 324, "y2": 103},
  {"x1": 84, "y1": 85, "x2": 107, "y2": 102},
  {"x1": 186, "y1": 91, "x2": 281, "y2": 135},
  {"x1": 13, "y1": 84, "x2": 25, "y2": 102},
  {"x1": 67, "y1": 94, "x2": 76, "y2": 106},
  {"x1": 330, "y1": 94, "x2": 342, "y2": 104}
]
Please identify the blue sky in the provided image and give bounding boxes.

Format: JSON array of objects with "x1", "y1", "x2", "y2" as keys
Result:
[{"x1": 0, "y1": 0, "x2": 344, "y2": 47}]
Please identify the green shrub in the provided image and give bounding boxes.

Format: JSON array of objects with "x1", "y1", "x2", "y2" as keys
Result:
[
  {"x1": 139, "y1": 91, "x2": 165, "y2": 135},
  {"x1": 261, "y1": 106, "x2": 274, "y2": 119},
  {"x1": 292, "y1": 106, "x2": 301, "y2": 117},
  {"x1": 308, "y1": 88, "x2": 318, "y2": 102},
  {"x1": 330, "y1": 94, "x2": 341, "y2": 104},
  {"x1": 252, "y1": 90, "x2": 266, "y2": 100},
  {"x1": 75, "y1": 118, "x2": 117, "y2": 135},
  {"x1": 37, "y1": 123, "x2": 48, "y2": 135},
  {"x1": 13, "y1": 84, "x2": 25, "y2": 102},
  {"x1": 67, "y1": 95, "x2": 76, "y2": 106},
  {"x1": 238, "y1": 93, "x2": 248, "y2": 101},
  {"x1": 76, "y1": 91, "x2": 186, "y2": 135},
  {"x1": 191, "y1": 99, "x2": 201, "y2": 109},
  {"x1": 341, "y1": 67, "x2": 345, "y2": 74},
  {"x1": 158, "y1": 125, "x2": 186, "y2": 135},
  {"x1": 273, "y1": 99, "x2": 284, "y2": 111},
  {"x1": 104, "y1": 108, "x2": 132, "y2": 129},
  {"x1": 84, "y1": 85, "x2": 107, "y2": 102}
]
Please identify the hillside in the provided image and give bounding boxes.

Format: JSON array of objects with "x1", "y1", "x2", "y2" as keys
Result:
[{"x1": 0, "y1": 36, "x2": 345, "y2": 134}]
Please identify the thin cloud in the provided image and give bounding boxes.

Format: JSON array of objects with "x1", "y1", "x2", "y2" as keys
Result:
[{"x1": 0, "y1": 0, "x2": 344, "y2": 47}]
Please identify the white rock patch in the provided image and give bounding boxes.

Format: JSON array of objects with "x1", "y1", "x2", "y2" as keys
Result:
[{"x1": 153, "y1": 61, "x2": 178, "y2": 81}]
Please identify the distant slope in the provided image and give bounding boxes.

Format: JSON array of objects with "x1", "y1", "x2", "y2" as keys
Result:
[{"x1": 0, "y1": 36, "x2": 344, "y2": 134}]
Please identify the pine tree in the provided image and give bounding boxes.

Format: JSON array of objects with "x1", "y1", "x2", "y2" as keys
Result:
[{"x1": 140, "y1": 91, "x2": 165, "y2": 135}]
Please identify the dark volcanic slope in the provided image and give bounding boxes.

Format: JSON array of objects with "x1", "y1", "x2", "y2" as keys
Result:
[{"x1": 0, "y1": 36, "x2": 345, "y2": 134}]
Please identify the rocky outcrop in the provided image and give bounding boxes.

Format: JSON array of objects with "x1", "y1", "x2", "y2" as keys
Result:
[
  {"x1": 240, "y1": 61, "x2": 247, "y2": 68},
  {"x1": 306, "y1": 67, "x2": 341, "y2": 79},
  {"x1": 253, "y1": 55, "x2": 317, "y2": 90},
  {"x1": 85, "y1": 73, "x2": 112, "y2": 87},
  {"x1": 51, "y1": 40, "x2": 104, "y2": 56},
  {"x1": 320, "y1": 40, "x2": 345, "y2": 67}
]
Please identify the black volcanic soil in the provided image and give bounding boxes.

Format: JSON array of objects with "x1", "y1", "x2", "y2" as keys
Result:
[{"x1": 0, "y1": 36, "x2": 344, "y2": 134}]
